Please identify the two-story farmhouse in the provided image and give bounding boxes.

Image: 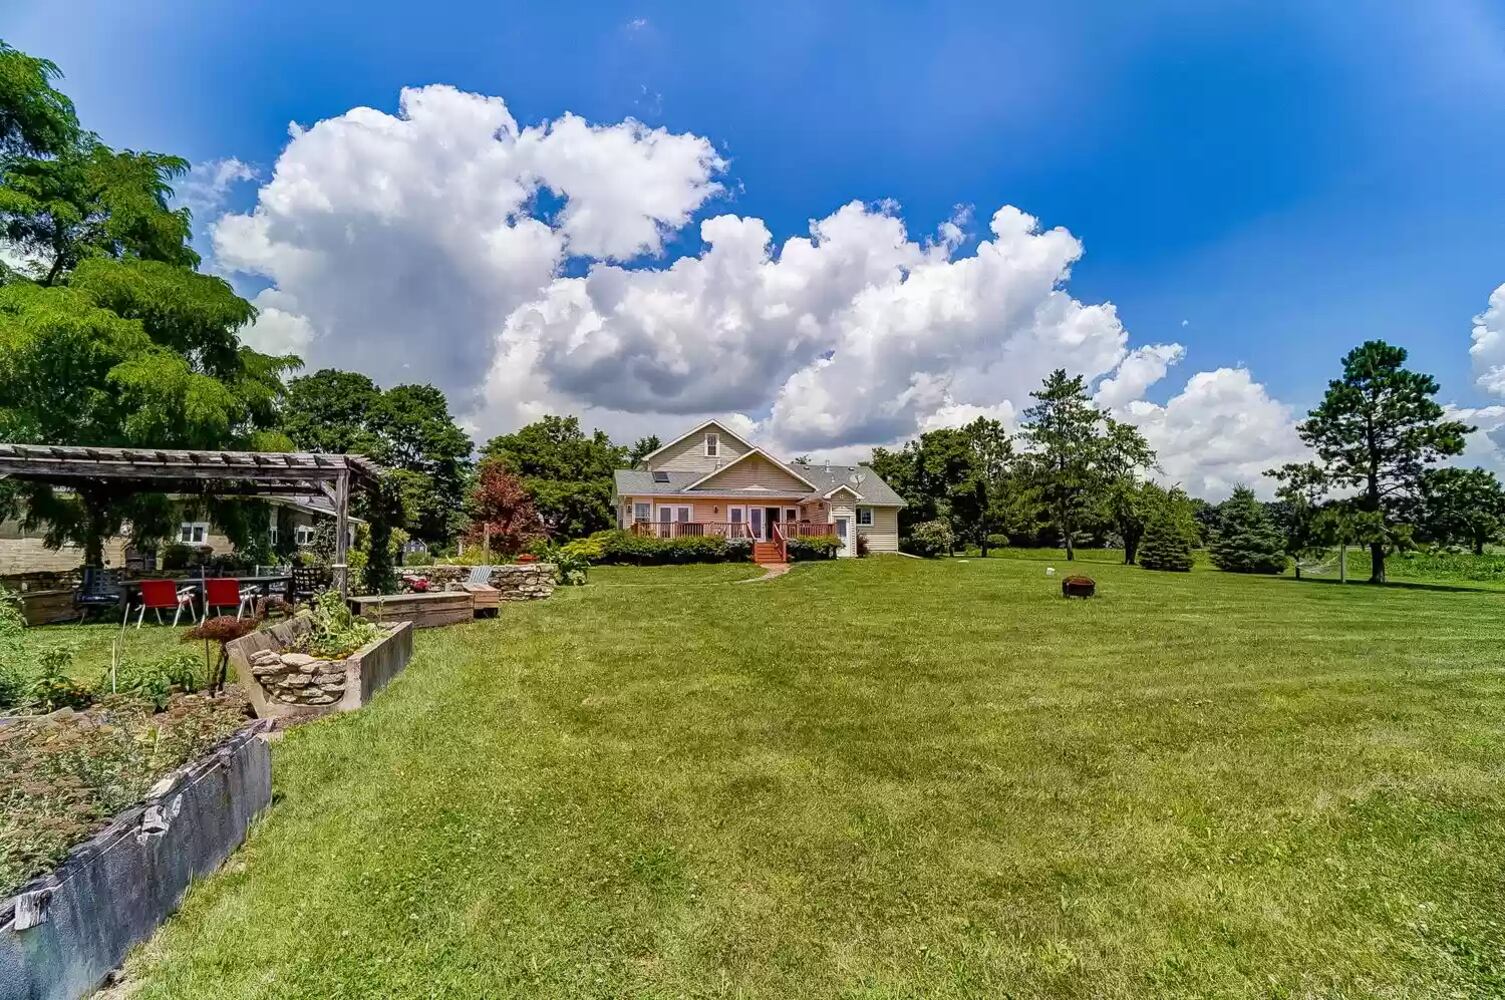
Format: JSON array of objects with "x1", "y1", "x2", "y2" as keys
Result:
[{"x1": 612, "y1": 419, "x2": 905, "y2": 563}]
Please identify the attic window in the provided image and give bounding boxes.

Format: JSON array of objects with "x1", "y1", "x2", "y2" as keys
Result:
[
  {"x1": 704, "y1": 432, "x2": 719, "y2": 457},
  {"x1": 652, "y1": 470, "x2": 671, "y2": 483}
]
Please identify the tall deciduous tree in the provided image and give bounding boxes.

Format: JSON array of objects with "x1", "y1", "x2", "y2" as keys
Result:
[
  {"x1": 1418, "y1": 466, "x2": 1505, "y2": 555},
  {"x1": 279, "y1": 369, "x2": 473, "y2": 546},
  {"x1": 481, "y1": 416, "x2": 625, "y2": 539},
  {"x1": 1267, "y1": 461, "x2": 1328, "y2": 578},
  {"x1": 1298, "y1": 341, "x2": 1471, "y2": 583},
  {"x1": 0, "y1": 43, "x2": 296, "y2": 561},
  {"x1": 468, "y1": 460, "x2": 543, "y2": 557}
]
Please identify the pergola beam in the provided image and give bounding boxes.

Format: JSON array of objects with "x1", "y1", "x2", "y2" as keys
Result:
[{"x1": 0, "y1": 443, "x2": 381, "y2": 597}]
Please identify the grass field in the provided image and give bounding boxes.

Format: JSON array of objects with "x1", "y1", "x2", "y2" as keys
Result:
[{"x1": 116, "y1": 555, "x2": 1505, "y2": 998}]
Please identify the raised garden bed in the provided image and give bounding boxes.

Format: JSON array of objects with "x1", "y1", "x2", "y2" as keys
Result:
[
  {"x1": 226, "y1": 615, "x2": 413, "y2": 721},
  {"x1": 349, "y1": 591, "x2": 473, "y2": 629},
  {"x1": 0, "y1": 702, "x2": 269, "y2": 1000}
]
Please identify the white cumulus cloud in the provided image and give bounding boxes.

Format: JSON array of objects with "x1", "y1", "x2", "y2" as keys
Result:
[
  {"x1": 198, "y1": 82, "x2": 1310, "y2": 497},
  {"x1": 1471, "y1": 282, "x2": 1505, "y2": 396}
]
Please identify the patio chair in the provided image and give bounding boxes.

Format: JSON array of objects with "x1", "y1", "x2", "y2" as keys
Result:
[
  {"x1": 204, "y1": 577, "x2": 259, "y2": 620},
  {"x1": 73, "y1": 567, "x2": 123, "y2": 622},
  {"x1": 292, "y1": 565, "x2": 333, "y2": 605},
  {"x1": 126, "y1": 578, "x2": 197, "y2": 628}
]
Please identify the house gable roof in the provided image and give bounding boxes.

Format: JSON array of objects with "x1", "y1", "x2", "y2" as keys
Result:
[
  {"x1": 822, "y1": 483, "x2": 864, "y2": 500},
  {"x1": 637, "y1": 418, "x2": 755, "y2": 467},
  {"x1": 682, "y1": 447, "x2": 820, "y2": 492},
  {"x1": 789, "y1": 462, "x2": 907, "y2": 506}
]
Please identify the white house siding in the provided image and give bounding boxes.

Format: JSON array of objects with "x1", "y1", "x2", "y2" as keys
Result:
[
  {"x1": 856, "y1": 505, "x2": 900, "y2": 552},
  {"x1": 646, "y1": 423, "x2": 752, "y2": 474}
]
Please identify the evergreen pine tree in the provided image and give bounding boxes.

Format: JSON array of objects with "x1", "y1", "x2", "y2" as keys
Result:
[
  {"x1": 1209, "y1": 486, "x2": 1288, "y2": 573},
  {"x1": 1139, "y1": 497, "x2": 1195, "y2": 572}
]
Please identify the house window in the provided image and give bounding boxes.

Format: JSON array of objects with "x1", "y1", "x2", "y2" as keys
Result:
[
  {"x1": 294, "y1": 525, "x2": 317, "y2": 547},
  {"x1": 784, "y1": 507, "x2": 798, "y2": 526},
  {"x1": 633, "y1": 502, "x2": 651, "y2": 523},
  {"x1": 178, "y1": 522, "x2": 208, "y2": 544},
  {"x1": 704, "y1": 432, "x2": 719, "y2": 457},
  {"x1": 857, "y1": 506, "x2": 873, "y2": 526},
  {"x1": 268, "y1": 510, "x2": 279, "y2": 546}
]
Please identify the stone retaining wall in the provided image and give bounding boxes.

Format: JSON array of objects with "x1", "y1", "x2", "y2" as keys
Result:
[
  {"x1": 417, "y1": 563, "x2": 556, "y2": 601},
  {"x1": 486, "y1": 564, "x2": 556, "y2": 601},
  {"x1": 226, "y1": 616, "x2": 414, "y2": 720}
]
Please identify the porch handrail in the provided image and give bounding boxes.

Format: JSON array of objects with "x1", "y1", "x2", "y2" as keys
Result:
[{"x1": 771, "y1": 522, "x2": 788, "y2": 562}]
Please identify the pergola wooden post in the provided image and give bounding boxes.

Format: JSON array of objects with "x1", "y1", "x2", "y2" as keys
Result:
[{"x1": 0, "y1": 444, "x2": 381, "y2": 598}]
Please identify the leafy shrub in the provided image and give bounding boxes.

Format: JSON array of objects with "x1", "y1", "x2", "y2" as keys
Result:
[
  {"x1": 986, "y1": 533, "x2": 1010, "y2": 550},
  {"x1": 536, "y1": 541, "x2": 590, "y2": 585},
  {"x1": 295, "y1": 590, "x2": 381, "y2": 659},
  {"x1": 1139, "y1": 513, "x2": 1195, "y2": 572},
  {"x1": 1210, "y1": 486, "x2": 1288, "y2": 574},
  {"x1": 856, "y1": 533, "x2": 870, "y2": 557},
  {"x1": 725, "y1": 536, "x2": 752, "y2": 559},
  {"x1": 787, "y1": 534, "x2": 840, "y2": 560},
  {"x1": 560, "y1": 531, "x2": 613, "y2": 562},
  {"x1": 160, "y1": 542, "x2": 195, "y2": 571},
  {"x1": 904, "y1": 519, "x2": 954, "y2": 558},
  {"x1": 593, "y1": 530, "x2": 742, "y2": 566},
  {"x1": 101, "y1": 653, "x2": 202, "y2": 710},
  {"x1": 28, "y1": 648, "x2": 92, "y2": 712}
]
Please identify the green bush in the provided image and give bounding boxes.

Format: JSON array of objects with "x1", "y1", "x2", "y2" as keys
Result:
[
  {"x1": 296, "y1": 590, "x2": 382, "y2": 659},
  {"x1": 1140, "y1": 513, "x2": 1195, "y2": 572},
  {"x1": 28, "y1": 649, "x2": 92, "y2": 712},
  {"x1": 787, "y1": 534, "x2": 840, "y2": 561},
  {"x1": 560, "y1": 531, "x2": 614, "y2": 562},
  {"x1": 100, "y1": 653, "x2": 202, "y2": 711},
  {"x1": 904, "y1": 519, "x2": 954, "y2": 558},
  {"x1": 590, "y1": 530, "x2": 743, "y2": 566},
  {"x1": 535, "y1": 541, "x2": 590, "y2": 585},
  {"x1": 1209, "y1": 486, "x2": 1288, "y2": 574},
  {"x1": 986, "y1": 533, "x2": 1010, "y2": 550}
]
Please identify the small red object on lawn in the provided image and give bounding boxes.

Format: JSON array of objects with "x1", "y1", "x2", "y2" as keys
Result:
[
  {"x1": 517, "y1": 553, "x2": 538, "y2": 563},
  {"x1": 1061, "y1": 575, "x2": 1096, "y2": 598}
]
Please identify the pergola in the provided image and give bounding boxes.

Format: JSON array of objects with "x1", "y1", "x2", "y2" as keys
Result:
[{"x1": 0, "y1": 444, "x2": 382, "y2": 596}]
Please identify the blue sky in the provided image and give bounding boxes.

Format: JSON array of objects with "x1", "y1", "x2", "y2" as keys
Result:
[{"x1": 8, "y1": 1, "x2": 1505, "y2": 490}]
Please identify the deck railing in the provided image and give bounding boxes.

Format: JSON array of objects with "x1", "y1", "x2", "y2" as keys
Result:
[
  {"x1": 630, "y1": 521, "x2": 752, "y2": 539},
  {"x1": 782, "y1": 521, "x2": 838, "y2": 538}
]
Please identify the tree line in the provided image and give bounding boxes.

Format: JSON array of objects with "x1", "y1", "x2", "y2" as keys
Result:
[{"x1": 1, "y1": 39, "x2": 1500, "y2": 582}]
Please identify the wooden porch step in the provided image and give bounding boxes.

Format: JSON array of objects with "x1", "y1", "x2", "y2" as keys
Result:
[{"x1": 752, "y1": 541, "x2": 783, "y2": 564}]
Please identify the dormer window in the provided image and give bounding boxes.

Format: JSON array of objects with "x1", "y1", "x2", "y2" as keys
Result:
[{"x1": 704, "y1": 432, "x2": 719, "y2": 457}]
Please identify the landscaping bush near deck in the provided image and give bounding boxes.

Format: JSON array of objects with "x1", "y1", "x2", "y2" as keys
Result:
[
  {"x1": 786, "y1": 534, "x2": 840, "y2": 560},
  {"x1": 581, "y1": 530, "x2": 747, "y2": 565}
]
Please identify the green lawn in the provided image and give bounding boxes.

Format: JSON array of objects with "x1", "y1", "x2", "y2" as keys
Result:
[
  {"x1": 120, "y1": 556, "x2": 1505, "y2": 998},
  {"x1": 21, "y1": 617, "x2": 193, "y2": 686}
]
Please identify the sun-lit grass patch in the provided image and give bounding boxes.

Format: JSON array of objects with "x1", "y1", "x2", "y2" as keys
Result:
[{"x1": 121, "y1": 557, "x2": 1505, "y2": 998}]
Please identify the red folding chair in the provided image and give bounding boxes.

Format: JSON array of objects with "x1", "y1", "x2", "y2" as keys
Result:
[
  {"x1": 203, "y1": 578, "x2": 258, "y2": 620},
  {"x1": 126, "y1": 579, "x2": 197, "y2": 628}
]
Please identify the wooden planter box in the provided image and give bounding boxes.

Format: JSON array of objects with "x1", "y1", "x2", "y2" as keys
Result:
[
  {"x1": 349, "y1": 591, "x2": 473, "y2": 629},
  {"x1": 226, "y1": 616, "x2": 414, "y2": 721},
  {"x1": 20, "y1": 589, "x2": 76, "y2": 626},
  {"x1": 1, "y1": 722, "x2": 272, "y2": 1000}
]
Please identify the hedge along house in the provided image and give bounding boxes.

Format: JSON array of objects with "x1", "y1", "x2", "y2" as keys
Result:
[{"x1": 612, "y1": 419, "x2": 905, "y2": 563}]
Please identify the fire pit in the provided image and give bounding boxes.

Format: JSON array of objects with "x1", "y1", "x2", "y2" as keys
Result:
[{"x1": 1061, "y1": 575, "x2": 1096, "y2": 598}]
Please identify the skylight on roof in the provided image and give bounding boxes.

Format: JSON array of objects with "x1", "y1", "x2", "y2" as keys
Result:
[{"x1": 652, "y1": 470, "x2": 670, "y2": 483}]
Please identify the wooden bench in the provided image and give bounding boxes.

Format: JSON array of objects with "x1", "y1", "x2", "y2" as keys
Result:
[
  {"x1": 349, "y1": 591, "x2": 473, "y2": 629},
  {"x1": 459, "y1": 582, "x2": 500, "y2": 618}
]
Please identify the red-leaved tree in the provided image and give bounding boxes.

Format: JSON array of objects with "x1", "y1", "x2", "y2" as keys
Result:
[{"x1": 467, "y1": 460, "x2": 544, "y2": 556}]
